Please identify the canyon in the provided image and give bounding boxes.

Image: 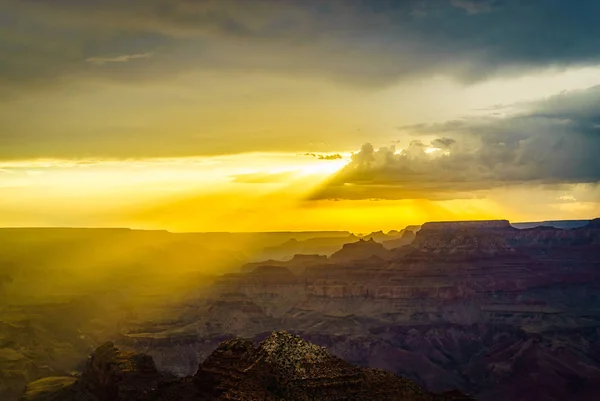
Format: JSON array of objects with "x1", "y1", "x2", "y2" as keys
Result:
[
  {"x1": 3, "y1": 219, "x2": 600, "y2": 400},
  {"x1": 116, "y1": 219, "x2": 600, "y2": 401}
]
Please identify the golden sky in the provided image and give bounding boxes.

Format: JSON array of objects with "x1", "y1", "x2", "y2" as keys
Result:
[{"x1": 1, "y1": 0, "x2": 599, "y2": 231}]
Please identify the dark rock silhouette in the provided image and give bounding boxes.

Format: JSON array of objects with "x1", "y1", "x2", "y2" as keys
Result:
[
  {"x1": 23, "y1": 333, "x2": 474, "y2": 401},
  {"x1": 330, "y1": 238, "x2": 392, "y2": 262},
  {"x1": 382, "y1": 229, "x2": 417, "y2": 249}
]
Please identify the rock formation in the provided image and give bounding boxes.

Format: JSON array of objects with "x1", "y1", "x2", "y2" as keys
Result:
[
  {"x1": 239, "y1": 254, "x2": 329, "y2": 274},
  {"x1": 8, "y1": 219, "x2": 600, "y2": 401},
  {"x1": 382, "y1": 229, "x2": 417, "y2": 250},
  {"x1": 23, "y1": 332, "x2": 474, "y2": 401},
  {"x1": 256, "y1": 235, "x2": 360, "y2": 261},
  {"x1": 113, "y1": 219, "x2": 600, "y2": 401},
  {"x1": 330, "y1": 238, "x2": 392, "y2": 262}
]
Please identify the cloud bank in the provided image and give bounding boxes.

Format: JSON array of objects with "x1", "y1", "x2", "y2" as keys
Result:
[
  {"x1": 3, "y1": 0, "x2": 600, "y2": 93},
  {"x1": 85, "y1": 53, "x2": 153, "y2": 65},
  {"x1": 310, "y1": 85, "x2": 600, "y2": 200}
]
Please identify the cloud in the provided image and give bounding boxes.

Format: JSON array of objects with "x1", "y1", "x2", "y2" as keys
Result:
[
  {"x1": 309, "y1": 85, "x2": 600, "y2": 200},
  {"x1": 431, "y1": 137, "x2": 456, "y2": 149},
  {"x1": 319, "y1": 154, "x2": 343, "y2": 160},
  {"x1": 2, "y1": 0, "x2": 600, "y2": 162},
  {"x1": 3, "y1": 0, "x2": 600, "y2": 94},
  {"x1": 304, "y1": 153, "x2": 343, "y2": 160},
  {"x1": 86, "y1": 53, "x2": 153, "y2": 65}
]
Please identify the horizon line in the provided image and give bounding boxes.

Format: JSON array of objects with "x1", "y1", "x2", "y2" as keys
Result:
[{"x1": 0, "y1": 217, "x2": 595, "y2": 234}]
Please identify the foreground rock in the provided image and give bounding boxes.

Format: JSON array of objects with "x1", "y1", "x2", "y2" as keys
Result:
[{"x1": 24, "y1": 332, "x2": 474, "y2": 401}]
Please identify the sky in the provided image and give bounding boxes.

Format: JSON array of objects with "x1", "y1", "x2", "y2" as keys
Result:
[{"x1": 1, "y1": 0, "x2": 599, "y2": 232}]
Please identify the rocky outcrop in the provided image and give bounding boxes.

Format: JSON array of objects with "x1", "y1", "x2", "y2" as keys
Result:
[
  {"x1": 383, "y1": 229, "x2": 417, "y2": 250},
  {"x1": 409, "y1": 218, "x2": 600, "y2": 258},
  {"x1": 24, "y1": 333, "x2": 474, "y2": 401},
  {"x1": 584, "y1": 218, "x2": 600, "y2": 230},
  {"x1": 240, "y1": 254, "x2": 330, "y2": 273},
  {"x1": 411, "y1": 220, "x2": 517, "y2": 256},
  {"x1": 41, "y1": 342, "x2": 165, "y2": 401},
  {"x1": 297, "y1": 324, "x2": 600, "y2": 401},
  {"x1": 330, "y1": 238, "x2": 392, "y2": 262},
  {"x1": 257, "y1": 235, "x2": 360, "y2": 261}
]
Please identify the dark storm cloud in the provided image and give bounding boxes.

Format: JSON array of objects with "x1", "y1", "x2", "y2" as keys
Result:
[
  {"x1": 431, "y1": 137, "x2": 457, "y2": 149},
  {"x1": 309, "y1": 86, "x2": 600, "y2": 200},
  {"x1": 3, "y1": 0, "x2": 600, "y2": 162},
  {"x1": 2, "y1": 0, "x2": 600, "y2": 93}
]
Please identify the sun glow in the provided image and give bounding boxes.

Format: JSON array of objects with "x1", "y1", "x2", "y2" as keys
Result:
[
  {"x1": 425, "y1": 147, "x2": 441, "y2": 154},
  {"x1": 297, "y1": 159, "x2": 348, "y2": 176},
  {"x1": 0, "y1": 152, "x2": 353, "y2": 230},
  {"x1": 1, "y1": 150, "x2": 597, "y2": 232}
]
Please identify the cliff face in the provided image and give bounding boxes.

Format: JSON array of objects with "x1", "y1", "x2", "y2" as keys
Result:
[
  {"x1": 330, "y1": 238, "x2": 392, "y2": 262},
  {"x1": 298, "y1": 324, "x2": 600, "y2": 401},
  {"x1": 382, "y1": 229, "x2": 417, "y2": 250},
  {"x1": 16, "y1": 220, "x2": 596, "y2": 401},
  {"x1": 24, "y1": 332, "x2": 474, "y2": 401},
  {"x1": 111, "y1": 219, "x2": 600, "y2": 401},
  {"x1": 30, "y1": 342, "x2": 165, "y2": 401},
  {"x1": 410, "y1": 220, "x2": 516, "y2": 256},
  {"x1": 207, "y1": 219, "x2": 600, "y2": 306},
  {"x1": 412, "y1": 219, "x2": 600, "y2": 255},
  {"x1": 257, "y1": 235, "x2": 360, "y2": 261},
  {"x1": 78, "y1": 342, "x2": 162, "y2": 401}
]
